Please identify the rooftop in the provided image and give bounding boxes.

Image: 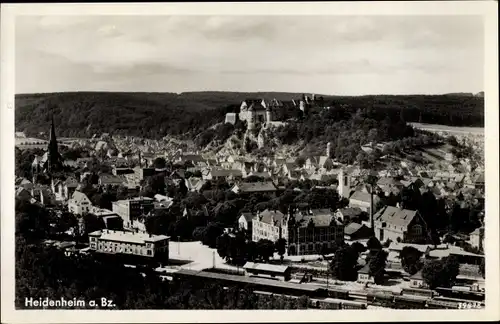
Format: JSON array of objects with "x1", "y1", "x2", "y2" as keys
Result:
[
  {"x1": 243, "y1": 262, "x2": 290, "y2": 274},
  {"x1": 89, "y1": 230, "x2": 170, "y2": 244}
]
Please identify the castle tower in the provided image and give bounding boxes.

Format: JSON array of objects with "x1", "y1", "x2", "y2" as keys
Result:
[
  {"x1": 299, "y1": 100, "x2": 306, "y2": 113},
  {"x1": 338, "y1": 168, "x2": 351, "y2": 199},
  {"x1": 266, "y1": 105, "x2": 273, "y2": 123},
  {"x1": 248, "y1": 104, "x2": 256, "y2": 130},
  {"x1": 46, "y1": 115, "x2": 63, "y2": 173}
]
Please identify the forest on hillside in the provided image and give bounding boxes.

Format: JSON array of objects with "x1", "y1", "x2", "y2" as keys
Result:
[{"x1": 15, "y1": 92, "x2": 484, "y2": 140}]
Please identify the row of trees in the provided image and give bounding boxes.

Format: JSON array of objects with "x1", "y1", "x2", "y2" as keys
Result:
[{"x1": 215, "y1": 231, "x2": 287, "y2": 266}]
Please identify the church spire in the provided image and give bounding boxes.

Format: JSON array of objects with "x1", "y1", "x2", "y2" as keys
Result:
[{"x1": 46, "y1": 110, "x2": 63, "y2": 173}]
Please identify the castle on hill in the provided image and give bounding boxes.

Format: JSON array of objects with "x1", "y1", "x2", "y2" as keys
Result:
[{"x1": 225, "y1": 94, "x2": 322, "y2": 130}]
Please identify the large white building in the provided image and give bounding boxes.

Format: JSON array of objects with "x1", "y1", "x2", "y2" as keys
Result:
[
  {"x1": 89, "y1": 229, "x2": 170, "y2": 260},
  {"x1": 112, "y1": 197, "x2": 155, "y2": 228},
  {"x1": 252, "y1": 209, "x2": 288, "y2": 242}
]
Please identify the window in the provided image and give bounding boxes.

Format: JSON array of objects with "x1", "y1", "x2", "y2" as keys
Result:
[{"x1": 147, "y1": 250, "x2": 152, "y2": 256}]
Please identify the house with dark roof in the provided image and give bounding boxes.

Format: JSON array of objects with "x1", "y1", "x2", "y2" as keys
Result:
[
  {"x1": 204, "y1": 169, "x2": 243, "y2": 181},
  {"x1": 98, "y1": 174, "x2": 125, "y2": 187},
  {"x1": 16, "y1": 187, "x2": 32, "y2": 202},
  {"x1": 286, "y1": 208, "x2": 344, "y2": 256},
  {"x1": 344, "y1": 222, "x2": 372, "y2": 241},
  {"x1": 231, "y1": 181, "x2": 277, "y2": 196},
  {"x1": 335, "y1": 207, "x2": 364, "y2": 224},
  {"x1": 373, "y1": 205, "x2": 428, "y2": 243}
]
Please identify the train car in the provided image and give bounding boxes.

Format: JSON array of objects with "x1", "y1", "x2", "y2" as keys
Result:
[
  {"x1": 321, "y1": 287, "x2": 350, "y2": 300},
  {"x1": 401, "y1": 287, "x2": 434, "y2": 298},
  {"x1": 393, "y1": 295, "x2": 428, "y2": 309},
  {"x1": 432, "y1": 296, "x2": 484, "y2": 309},
  {"x1": 174, "y1": 269, "x2": 322, "y2": 297},
  {"x1": 426, "y1": 299, "x2": 460, "y2": 309},
  {"x1": 366, "y1": 291, "x2": 395, "y2": 306},
  {"x1": 435, "y1": 287, "x2": 485, "y2": 301}
]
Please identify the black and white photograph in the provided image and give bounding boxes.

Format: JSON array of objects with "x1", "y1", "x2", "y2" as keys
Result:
[{"x1": 1, "y1": 2, "x2": 498, "y2": 323}]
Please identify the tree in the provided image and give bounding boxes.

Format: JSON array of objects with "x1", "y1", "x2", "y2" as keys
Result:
[
  {"x1": 246, "y1": 241, "x2": 258, "y2": 262},
  {"x1": 275, "y1": 238, "x2": 287, "y2": 262},
  {"x1": 368, "y1": 249, "x2": 388, "y2": 284},
  {"x1": 216, "y1": 233, "x2": 231, "y2": 261},
  {"x1": 422, "y1": 256, "x2": 460, "y2": 289},
  {"x1": 173, "y1": 217, "x2": 193, "y2": 240},
  {"x1": 192, "y1": 227, "x2": 205, "y2": 241},
  {"x1": 257, "y1": 239, "x2": 275, "y2": 262},
  {"x1": 329, "y1": 245, "x2": 358, "y2": 281},
  {"x1": 399, "y1": 246, "x2": 423, "y2": 275},
  {"x1": 202, "y1": 223, "x2": 224, "y2": 248},
  {"x1": 153, "y1": 157, "x2": 167, "y2": 170},
  {"x1": 351, "y1": 242, "x2": 366, "y2": 255},
  {"x1": 366, "y1": 236, "x2": 382, "y2": 251}
]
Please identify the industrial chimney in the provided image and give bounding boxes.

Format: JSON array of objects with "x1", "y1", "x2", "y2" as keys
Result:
[{"x1": 370, "y1": 187, "x2": 375, "y2": 230}]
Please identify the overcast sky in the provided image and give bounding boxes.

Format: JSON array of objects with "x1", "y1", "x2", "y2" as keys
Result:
[{"x1": 15, "y1": 15, "x2": 484, "y2": 95}]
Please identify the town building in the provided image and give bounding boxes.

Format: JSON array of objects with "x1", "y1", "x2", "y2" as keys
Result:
[
  {"x1": 243, "y1": 262, "x2": 291, "y2": 281},
  {"x1": 372, "y1": 205, "x2": 428, "y2": 243},
  {"x1": 357, "y1": 264, "x2": 374, "y2": 284},
  {"x1": 112, "y1": 197, "x2": 155, "y2": 228},
  {"x1": 349, "y1": 190, "x2": 380, "y2": 216},
  {"x1": 68, "y1": 191, "x2": 92, "y2": 215},
  {"x1": 335, "y1": 207, "x2": 364, "y2": 224},
  {"x1": 344, "y1": 222, "x2": 372, "y2": 241},
  {"x1": 238, "y1": 212, "x2": 256, "y2": 233},
  {"x1": 287, "y1": 208, "x2": 344, "y2": 256},
  {"x1": 88, "y1": 229, "x2": 169, "y2": 260},
  {"x1": 468, "y1": 227, "x2": 485, "y2": 251},
  {"x1": 231, "y1": 181, "x2": 278, "y2": 197},
  {"x1": 252, "y1": 209, "x2": 288, "y2": 243},
  {"x1": 409, "y1": 270, "x2": 429, "y2": 289}
]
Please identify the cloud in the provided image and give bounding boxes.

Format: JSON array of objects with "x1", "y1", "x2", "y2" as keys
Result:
[{"x1": 14, "y1": 15, "x2": 484, "y2": 94}]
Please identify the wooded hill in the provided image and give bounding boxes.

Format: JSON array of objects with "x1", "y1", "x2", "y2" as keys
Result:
[{"x1": 15, "y1": 91, "x2": 484, "y2": 139}]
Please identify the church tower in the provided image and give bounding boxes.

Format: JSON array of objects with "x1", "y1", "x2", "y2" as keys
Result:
[
  {"x1": 338, "y1": 168, "x2": 351, "y2": 199},
  {"x1": 46, "y1": 115, "x2": 63, "y2": 173}
]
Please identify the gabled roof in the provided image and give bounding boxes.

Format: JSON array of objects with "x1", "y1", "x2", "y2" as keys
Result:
[
  {"x1": 70, "y1": 191, "x2": 90, "y2": 204},
  {"x1": 64, "y1": 177, "x2": 79, "y2": 187},
  {"x1": 349, "y1": 190, "x2": 379, "y2": 204},
  {"x1": 373, "y1": 206, "x2": 419, "y2": 228},
  {"x1": 99, "y1": 174, "x2": 124, "y2": 184},
  {"x1": 318, "y1": 156, "x2": 332, "y2": 167},
  {"x1": 243, "y1": 262, "x2": 289, "y2": 274},
  {"x1": 259, "y1": 209, "x2": 285, "y2": 226},
  {"x1": 344, "y1": 222, "x2": 364, "y2": 235},
  {"x1": 294, "y1": 209, "x2": 341, "y2": 227},
  {"x1": 235, "y1": 181, "x2": 277, "y2": 193},
  {"x1": 210, "y1": 169, "x2": 242, "y2": 177},
  {"x1": 240, "y1": 212, "x2": 255, "y2": 223},
  {"x1": 337, "y1": 207, "x2": 363, "y2": 218}
]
